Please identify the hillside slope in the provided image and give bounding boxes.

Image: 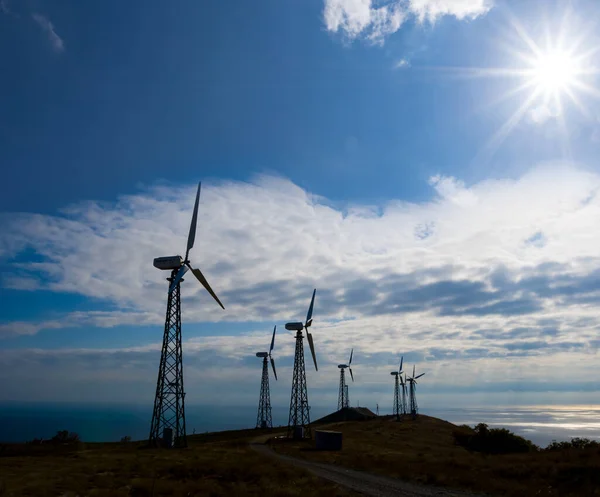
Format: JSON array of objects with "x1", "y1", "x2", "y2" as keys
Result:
[
  {"x1": 0, "y1": 429, "x2": 355, "y2": 496},
  {"x1": 270, "y1": 415, "x2": 600, "y2": 497}
]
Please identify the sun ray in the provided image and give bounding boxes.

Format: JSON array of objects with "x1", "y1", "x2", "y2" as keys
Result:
[{"x1": 479, "y1": 88, "x2": 542, "y2": 161}]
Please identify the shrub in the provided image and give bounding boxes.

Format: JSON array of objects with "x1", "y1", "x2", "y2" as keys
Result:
[
  {"x1": 120, "y1": 435, "x2": 132, "y2": 444},
  {"x1": 50, "y1": 430, "x2": 80, "y2": 444},
  {"x1": 546, "y1": 437, "x2": 600, "y2": 451},
  {"x1": 453, "y1": 422, "x2": 538, "y2": 454}
]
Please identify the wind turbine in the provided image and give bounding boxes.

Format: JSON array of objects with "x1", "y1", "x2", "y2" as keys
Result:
[
  {"x1": 407, "y1": 365, "x2": 425, "y2": 419},
  {"x1": 149, "y1": 182, "x2": 224, "y2": 448},
  {"x1": 285, "y1": 289, "x2": 318, "y2": 438},
  {"x1": 390, "y1": 356, "x2": 403, "y2": 420},
  {"x1": 255, "y1": 326, "x2": 278, "y2": 429},
  {"x1": 337, "y1": 348, "x2": 354, "y2": 411}
]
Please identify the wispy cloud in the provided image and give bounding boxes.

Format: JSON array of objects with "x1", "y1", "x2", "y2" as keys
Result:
[
  {"x1": 32, "y1": 13, "x2": 64, "y2": 52},
  {"x1": 323, "y1": 0, "x2": 492, "y2": 44},
  {"x1": 530, "y1": 104, "x2": 560, "y2": 124},
  {"x1": 409, "y1": 0, "x2": 493, "y2": 24},
  {"x1": 394, "y1": 58, "x2": 411, "y2": 69}
]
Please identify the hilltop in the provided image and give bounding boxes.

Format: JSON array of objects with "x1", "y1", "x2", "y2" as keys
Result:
[{"x1": 270, "y1": 414, "x2": 600, "y2": 496}]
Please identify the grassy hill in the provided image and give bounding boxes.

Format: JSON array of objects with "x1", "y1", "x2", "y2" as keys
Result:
[
  {"x1": 0, "y1": 428, "x2": 353, "y2": 497},
  {"x1": 270, "y1": 414, "x2": 600, "y2": 496},
  {"x1": 3, "y1": 416, "x2": 599, "y2": 496}
]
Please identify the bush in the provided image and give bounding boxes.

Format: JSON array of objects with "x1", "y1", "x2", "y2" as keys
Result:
[
  {"x1": 50, "y1": 430, "x2": 80, "y2": 444},
  {"x1": 453, "y1": 423, "x2": 538, "y2": 454},
  {"x1": 546, "y1": 437, "x2": 599, "y2": 451},
  {"x1": 120, "y1": 435, "x2": 132, "y2": 444}
]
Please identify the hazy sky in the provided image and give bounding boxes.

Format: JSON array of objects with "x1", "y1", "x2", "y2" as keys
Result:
[{"x1": 2, "y1": 0, "x2": 600, "y2": 412}]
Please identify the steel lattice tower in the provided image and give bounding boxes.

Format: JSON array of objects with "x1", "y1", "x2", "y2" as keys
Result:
[
  {"x1": 149, "y1": 270, "x2": 187, "y2": 448},
  {"x1": 409, "y1": 380, "x2": 418, "y2": 419},
  {"x1": 337, "y1": 368, "x2": 346, "y2": 410},
  {"x1": 288, "y1": 331, "x2": 311, "y2": 437},
  {"x1": 393, "y1": 374, "x2": 400, "y2": 419},
  {"x1": 256, "y1": 357, "x2": 273, "y2": 429},
  {"x1": 344, "y1": 385, "x2": 349, "y2": 408}
]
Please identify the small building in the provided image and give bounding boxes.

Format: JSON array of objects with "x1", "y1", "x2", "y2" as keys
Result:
[{"x1": 315, "y1": 430, "x2": 342, "y2": 451}]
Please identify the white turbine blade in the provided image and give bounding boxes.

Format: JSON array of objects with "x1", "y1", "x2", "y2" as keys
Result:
[
  {"x1": 307, "y1": 332, "x2": 318, "y2": 371},
  {"x1": 168, "y1": 265, "x2": 188, "y2": 294},
  {"x1": 413, "y1": 365, "x2": 415, "y2": 377},
  {"x1": 270, "y1": 325, "x2": 276, "y2": 353},
  {"x1": 270, "y1": 357, "x2": 277, "y2": 381},
  {"x1": 185, "y1": 182, "x2": 201, "y2": 262},
  {"x1": 349, "y1": 348, "x2": 353, "y2": 366},
  {"x1": 187, "y1": 264, "x2": 225, "y2": 309},
  {"x1": 305, "y1": 288, "x2": 316, "y2": 327},
  {"x1": 349, "y1": 368, "x2": 354, "y2": 382}
]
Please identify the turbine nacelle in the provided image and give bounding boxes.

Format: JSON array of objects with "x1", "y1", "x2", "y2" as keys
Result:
[
  {"x1": 256, "y1": 352, "x2": 268, "y2": 358},
  {"x1": 153, "y1": 256, "x2": 183, "y2": 271},
  {"x1": 390, "y1": 371, "x2": 399, "y2": 376},
  {"x1": 338, "y1": 364, "x2": 348, "y2": 369},
  {"x1": 285, "y1": 322, "x2": 304, "y2": 331}
]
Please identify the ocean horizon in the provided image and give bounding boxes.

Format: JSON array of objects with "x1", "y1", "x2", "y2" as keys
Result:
[{"x1": 1, "y1": 402, "x2": 598, "y2": 447}]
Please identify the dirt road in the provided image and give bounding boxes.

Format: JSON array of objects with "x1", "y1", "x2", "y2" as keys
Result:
[{"x1": 251, "y1": 442, "x2": 484, "y2": 497}]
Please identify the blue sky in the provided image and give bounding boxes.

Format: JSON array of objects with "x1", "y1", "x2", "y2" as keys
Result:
[{"x1": 3, "y1": 0, "x2": 600, "y2": 412}]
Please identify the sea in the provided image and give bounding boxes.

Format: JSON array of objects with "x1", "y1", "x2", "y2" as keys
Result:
[{"x1": 0, "y1": 403, "x2": 598, "y2": 447}]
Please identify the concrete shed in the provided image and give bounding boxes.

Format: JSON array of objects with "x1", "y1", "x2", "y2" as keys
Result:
[{"x1": 315, "y1": 430, "x2": 343, "y2": 451}]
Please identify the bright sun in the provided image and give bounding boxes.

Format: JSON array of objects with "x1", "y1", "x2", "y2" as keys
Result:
[
  {"x1": 531, "y1": 50, "x2": 581, "y2": 94},
  {"x1": 449, "y1": 9, "x2": 600, "y2": 159}
]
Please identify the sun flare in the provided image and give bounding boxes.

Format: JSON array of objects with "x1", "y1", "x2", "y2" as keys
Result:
[
  {"x1": 449, "y1": 9, "x2": 600, "y2": 160},
  {"x1": 531, "y1": 50, "x2": 581, "y2": 94}
]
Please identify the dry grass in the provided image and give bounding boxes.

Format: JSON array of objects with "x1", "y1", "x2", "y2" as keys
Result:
[
  {"x1": 0, "y1": 429, "x2": 354, "y2": 497},
  {"x1": 270, "y1": 415, "x2": 600, "y2": 496}
]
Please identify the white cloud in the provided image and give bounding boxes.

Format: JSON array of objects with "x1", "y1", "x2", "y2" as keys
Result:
[
  {"x1": 530, "y1": 104, "x2": 560, "y2": 124},
  {"x1": 4, "y1": 165, "x2": 600, "y2": 402},
  {"x1": 324, "y1": 0, "x2": 406, "y2": 44},
  {"x1": 409, "y1": 0, "x2": 492, "y2": 24},
  {"x1": 323, "y1": 0, "x2": 492, "y2": 44},
  {"x1": 394, "y1": 57, "x2": 411, "y2": 69},
  {"x1": 32, "y1": 13, "x2": 64, "y2": 52}
]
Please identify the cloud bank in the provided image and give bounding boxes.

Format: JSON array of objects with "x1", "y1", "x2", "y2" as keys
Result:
[
  {"x1": 323, "y1": 0, "x2": 493, "y2": 44},
  {"x1": 3, "y1": 165, "x2": 600, "y2": 403}
]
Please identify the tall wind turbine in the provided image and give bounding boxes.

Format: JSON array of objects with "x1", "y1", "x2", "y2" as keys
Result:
[
  {"x1": 285, "y1": 289, "x2": 318, "y2": 438},
  {"x1": 337, "y1": 348, "x2": 354, "y2": 410},
  {"x1": 149, "y1": 182, "x2": 224, "y2": 448},
  {"x1": 255, "y1": 326, "x2": 278, "y2": 429},
  {"x1": 407, "y1": 365, "x2": 425, "y2": 419},
  {"x1": 390, "y1": 357, "x2": 403, "y2": 420}
]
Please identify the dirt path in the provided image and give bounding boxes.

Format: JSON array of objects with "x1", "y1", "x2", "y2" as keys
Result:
[{"x1": 250, "y1": 442, "x2": 485, "y2": 497}]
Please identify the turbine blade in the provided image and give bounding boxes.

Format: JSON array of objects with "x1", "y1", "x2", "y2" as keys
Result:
[
  {"x1": 305, "y1": 288, "x2": 316, "y2": 327},
  {"x1": 349, "y1": 368, "x2": 354, "y2": 382},
  {"x1": 168, "y1": 265, "x2": 188, "y2": 294},
  {"x1": 349, "y1": 348, "x2": 353, "y2": 365},
  {"x1": 270, "y1": 357, "x2": 277, "y2": 381},
  {"x1": 307, "y1": 332, "x2": 318, "y2": 371},
  {"x1": 185, "y1": 182, "x2": 201, "y2": 262},
  {"x1": 399, "y1": 356, "x2": 403, "y2": 373},
  {"x1": 187, "y1": 264, "x2": 225, "y2": 309},
  {"x1": 415, "y1": 373, "x2": 425, "y2": 379},
  {"x1": 413, "y1": 365, "x2": 415, "y2": 377},
  {"x1": 270, "y1": 325, "x2": 276, "y2": 352}
]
